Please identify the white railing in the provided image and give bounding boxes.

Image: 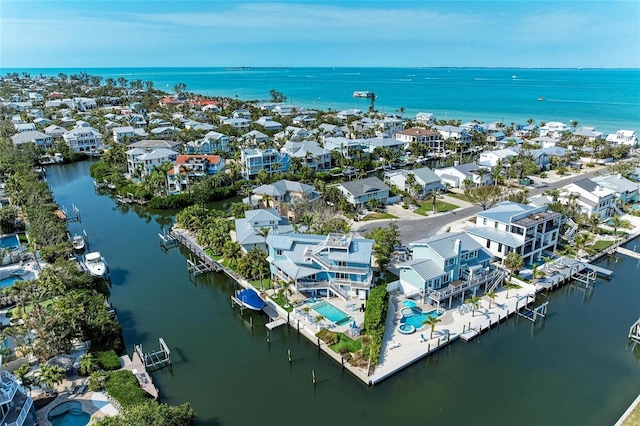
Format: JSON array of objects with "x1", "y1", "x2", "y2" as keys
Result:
[
  {"x1": 0, "y1": 371, "x2": 18, "y2": 405},
  {"x1": 7, "y1": 395, "x2": 32, "y2": 426}
]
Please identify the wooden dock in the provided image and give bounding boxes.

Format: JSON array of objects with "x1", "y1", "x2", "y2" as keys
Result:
[
  {"x1": 616, "y1": 246, "x2": 640, "y2": 260},
  {"x1": 169, "y1": 228, "x2": 222, "y2": 274},
  {"x1": 121, "y1": 353, "x2": 159, "y2": 400}
]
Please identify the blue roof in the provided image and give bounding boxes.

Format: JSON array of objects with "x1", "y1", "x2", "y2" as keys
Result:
[
  {"x1": 466, "y1": 227, "x2": 522, "y2": 248},
  {"x1": 475, "y1": 201, "x2": 537, "y2": 224}
]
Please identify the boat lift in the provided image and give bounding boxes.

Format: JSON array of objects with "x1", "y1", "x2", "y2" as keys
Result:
[
  {"x1": 135, "y1": 338, "x2": 171, "y2": 371},
  {"x1": 517, "y1": 301, "x2": 549, "y2": 322}
]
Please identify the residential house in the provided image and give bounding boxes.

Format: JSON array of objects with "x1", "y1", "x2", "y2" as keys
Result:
[
  {"x1": 150, "y1": 126, "x2": 177, "y2": 139},
  {"x1": 433, "y1": 125, "x2": 472, "y2": 145},
  {"x1": 127, "y1": 139, "x2": 181, "y2": 151},
  {"x1": 335, "y1": 176, "x2": 390, "y2": 208},
  {"x1": 255, "y1": 116, "x2": 283, "y2": 132},
  {"x1": 126, "y1": 147, "x2": 178, "y2": 177},
  {"x1": 466, "y1": 201, "x2": 562, "y2": 265},
  {"x1": 539, "y1": 122, "x2": 570, "y2": 140},
  {"x1": 478, "y1": 148, "x2": 519, "y2": 169},
  {"x1": 240, "y1": 148, "x2": 290, "y2": 179},
  {"x1": 384, "y1": 167, "x2": 443, "y2": 197},
  {"x1": 361, "y1": 135, "x2": 406, "y2": 158},
  {"x1": 10, "y1": 130, "x2": 52, "y2": 149},
  {"x1": 167, "y1": 154, "x2": 225, "y2": 193},
  {"x1": 186, "y1": 131, "x2": 230, "y2": 153},
  {"x1": 222, "y1": 117, "x2": 251, "y2": 131},
  {"x1": 265, "y1": 232, "x2": 374, "y2": 300},
  {"x1": 572, "y1": 127, "x2": 604, "y2": 142},
  {"x1": 244, "y1": 130, "x2": 271, "y2": 146},
  {"x1": 434, "y1": 163, "x2": 493, "y2": 189},
  {"x1": 336, "y1": 109, "x2": 362, "y2": 121},
  {"x1": 606, "y1": 130, "x2": 638, "y2": 147},
  {"x1": 44, "y1": 124, "x2": 67, "y2": 139},
  {"x1": 592, "y1": 174, "x2": 640, "y2": 207},
  {"x1": 113, "y1": 126, "x2": 147, "y2": 143},
  {"x1": 275, "y1": 126, "x2": 311, "y2": 142},
  {"x1": 397, "y1": 232, "x2": 497, "y2": 308},
  {"x1": 395, "y1": 128, "x2": 444, "y2": 153},
  {"x1": 232, "y1": 109, "x2": 252, "y2": 119},
  {"x1": 280, "y1": 141, "x2": 332, "y2": 172},
  {"x1": 235, "y1": 209, "x2": 295, "y2": 253},
  {"x1": 560, "y1": 178, "x2": 617, "y2": 218},
  {"x1": 248, "y1": 179, "x2": 321, "y2": 211},
  {"x1": 317, "y1": 123, "x2": 344, "y2": 138},
  {"x1": 13, "y1": 123, "x2": 36, "y2": 133},
  {"x1": 415, "y1": 112, "x2": 436, "y2": 125},
  {"x1": 63, "y1": 124, "x2": 103, "y2": 153},
  {"x1": 323, "y1": 137, "x2": 365, "y2": 159}
]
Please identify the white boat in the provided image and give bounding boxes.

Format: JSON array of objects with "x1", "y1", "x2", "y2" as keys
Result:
[
  {"x1": 72, "y1": 234, "x2": 85, "y2": 251},
  {"x1": 353, "y1": 91, "x2": 373, "y2": 98},
  {"x1": 84, "y1": 252, "x2": 107, "y2": 278}
]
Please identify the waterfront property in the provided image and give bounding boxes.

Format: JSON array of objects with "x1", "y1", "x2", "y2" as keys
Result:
[
  {"x1": 240, "y1": 148, "x2": 290, "y2": 180},
  {"x1": 466, "y1": 201, "x2": 562, "y2": 265},
  {"x1": 166, "y1": 154, "x2": 225, "y2": 193},
  {"x1": 234, "y1": 209, "x2": 295, "y2": 253},
  {"x1": 560, "y1": 178, "x2": 617, "y2": 218},
  {"x1": 396, "y1": 232, "x2": 501, "y2": 310},
  {"x1": 265, "y1": 232, "x2": 374, "y2": 300},
  {"x1": 592, "y1": 174, "x2": 640, "y2": 206}
]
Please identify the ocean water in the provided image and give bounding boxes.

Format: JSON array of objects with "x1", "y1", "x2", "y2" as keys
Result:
[{"x1": 4, "y1": 67, "x2": 639, "y2": 134}]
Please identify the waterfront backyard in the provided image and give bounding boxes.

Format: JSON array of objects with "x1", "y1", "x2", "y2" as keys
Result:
[{"x1": 44, "y1": 160, "x2": 640, "y2": 426}]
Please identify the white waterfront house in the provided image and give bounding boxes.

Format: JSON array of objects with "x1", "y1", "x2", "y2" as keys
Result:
[
  {"x1": 10, "y1": 130, "x2": 52, "y2": 149},
  {"x1": 126, "y1": 147, "x2": 178, "y2": 177},
  {"x1": 606, "y1": 130, "x2": 638, "y2": 147},
  {"x1": 466, "y1": 201, "x2": 562, "y2": 265},
  {"x1": 63, "y1": 123, "x2": 104, "y2": 153},
  {"x1": 560, "y1": 178, "x2": 617, "y2": 218},
  {"x1": 240, "y1": 148, "x2": 290, "y2": 179}
]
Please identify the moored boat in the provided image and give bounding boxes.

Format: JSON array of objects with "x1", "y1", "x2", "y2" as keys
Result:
[
  {"x1": 84, "y1": 252, "x2": 108, "y2": 278},
  {"x1": 72, "y1": 234, "x2": 85, "y2": 252},
  {"x1": 537, "y1": 96, "x2": 545, "y2": 101},
  {"x1": 236, "y1": 288, "x2": 265, "y2": 311}
]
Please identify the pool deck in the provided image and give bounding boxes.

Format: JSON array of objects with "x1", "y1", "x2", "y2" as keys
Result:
[
  {"x1": 369, "y1": 282, "x2": 537, "y2": 384},
  {"x1": 35, "y1": 380, "x2": 118, "y2": 425}
]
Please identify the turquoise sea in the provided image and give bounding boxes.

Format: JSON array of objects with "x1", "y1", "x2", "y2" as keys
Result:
[{"x1": 4, "y1": 67, "x2": 640, "y2": 134}]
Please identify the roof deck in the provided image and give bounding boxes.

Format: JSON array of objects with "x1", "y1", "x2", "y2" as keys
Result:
[{"x1": 513, "y1": 210, "x2": 561, "y2": 227}]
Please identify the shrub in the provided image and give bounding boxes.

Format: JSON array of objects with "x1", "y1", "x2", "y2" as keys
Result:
[
  {"x1": 316, "y1": 328, "x2": 339, "y2": 345},
  {"x1": 104, "y1": 370, "x2": 150, "y2": 408},
  {"x1": 94, "y1": 350, "x2": 121, "y2": 371},
  {"x1": 88, "y1": 371, "x2": 108, "y2": 391},
  {"x1": 362, "y1": 285, "x2": 389, "y2": 366}
]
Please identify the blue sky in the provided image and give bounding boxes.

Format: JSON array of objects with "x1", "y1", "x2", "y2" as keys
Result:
[{"x1": 1, "y1": 0, "x2": 639, "y2": 68}]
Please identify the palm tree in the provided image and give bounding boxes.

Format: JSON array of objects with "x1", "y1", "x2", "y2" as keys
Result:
[
  {"x1": 223, "y1": 241, "x2": 243, "y2": 267},
  {"x1": 504, "y1": 252, "x2": 524, "y2": 279},
  {"x1": 423, "y1": 316, "x2": 442, "y2": 339},
  {"x1": 587, "y1": 214, "x2": 601, "y2": 234},
  {"x1": 464, "y1": 295, "x2": 482, "y2": 316},
  {"x1": 37, "y1": 363, "x2": 65, "y2": 395},
  {"x1": 609, "y1": 214, "x2": 623, "y2": 239},
  {"x1": 504, "y1": 281, "x2": 521, "y2": 299},
  {"x1": 78, "y1": 353, "x2": 97, "y2": 376},
  {"x1": 484, "y1": 290, "x2": 497, "y2": 309},
  {"x1": 261, "y1": 194, "x2": 274, "y2": 209}
]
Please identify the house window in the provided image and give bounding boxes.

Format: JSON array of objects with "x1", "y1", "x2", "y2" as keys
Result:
[
  {"x1": 494, "y1": 222, "x2": 498, "y2": 229},
  {"x1": 483, "y1": 218, "x2": 487, "y2": 225},
  {"x1": 486, "y1": 240, "x2": 491, "y2": 249},
  {"x1": 276, "y1": 249, "x2": 282, "y2": 256},
  {"x1": 498, "y1": 243, "x2": 502, "y2": 253}
]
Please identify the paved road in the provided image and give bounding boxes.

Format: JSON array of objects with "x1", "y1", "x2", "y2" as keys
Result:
[{"x1": 354, "y1": 168, "x2": 606, "y2": 244}]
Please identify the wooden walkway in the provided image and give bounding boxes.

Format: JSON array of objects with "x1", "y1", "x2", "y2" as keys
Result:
[
  {"x1": 169, "y1": 228, "x2": 222, "y2": 273},
  {"x1": 121, "y1": 353, "x2": 159, "y2": 400}
]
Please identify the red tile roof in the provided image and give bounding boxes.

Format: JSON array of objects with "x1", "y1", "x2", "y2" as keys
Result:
[{"x1": 175, "y1": 154, "x2": 222, "y2": 165}]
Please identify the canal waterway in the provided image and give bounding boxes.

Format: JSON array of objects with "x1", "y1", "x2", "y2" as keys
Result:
[{"x1": 47, "y1": 160, "x2": 640, "y2": 426}]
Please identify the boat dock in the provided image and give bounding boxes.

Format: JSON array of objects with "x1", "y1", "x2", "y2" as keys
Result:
[
  {"x1": 629, "y1": 318, "x2": 640, "y2": 343},
  {"x1": 168, "y1": 228, "x2": 222, "y2": 274},
  {"x1": 121, "y1": 352, "x2": 160, "y2": 400},
  {"x1": 616, "y1": 246, "x2": 640, "y2": 260}
]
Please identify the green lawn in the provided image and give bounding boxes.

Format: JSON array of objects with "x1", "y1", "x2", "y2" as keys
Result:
[
  {"x1": 361, "y1": 212, "x2": 398, "y2": 221},
  {"x1": 590, "y1": 240, "x2": 616, "y2": 251},
  {"x1": 269, "y1": 291, "x2": 294, "y2": 312},
  {"x1": 414, "y1": 200, "x2": 458, "y2": 216},
  {"x1": 622, "y1": 402, "x2": 640, "y2": 426},
  {"x1": 329, "y1": 333, "x2": 362, "y2": 353},
  {"x1": 446, "y1": 193, "x2": 472, "y2": 202}
]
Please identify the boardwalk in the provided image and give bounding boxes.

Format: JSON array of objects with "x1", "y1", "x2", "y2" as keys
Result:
[
  {"x1": 616, "y1": 246, "x2": 640, "y2": 260},
  {"x1": 169, "y1": 228, "x2": 222, "y2": 273},
  {"x1": 121, "y1": 353, "x2": 159, "y2": 400}
]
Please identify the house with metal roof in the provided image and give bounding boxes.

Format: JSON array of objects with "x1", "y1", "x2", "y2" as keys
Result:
[
  {"x1": 335, "y1": 176, "x2": 390, "y2": 208},
  {"x1": 10, "y1": 130, "x2": 52, "y2": 149},
  {"x1": 397, "y1": 232, "x2": 501, "y2": 309},
  {"x1": 592, "y1": 174, "x2": 640, "y2": 206},
  {"x1": 125, "y1": 147, "x2": 178, "y2": 177},
  {"x1": 248, "y1": 179, "x2": 321, "y2": 209},
  {"x1": 240, "y1": 148, "x2": 290, "y2": 179},
  {"x1": 265, "y1": 232, "x2": 374, "y2": 300},
  {"x1": 606, "y1": 130, "x2": 638, "y2": 147},
  {"x1": 466, "y1": 201, "x2": 563, "y2": 265},
  {"x1": 235, "y1": 209, "x2": 295, "y2": 253},
  {"x1": 434, "y1": 163, "x2": 493, "y2": 189},
  {"x1": 63, "y1": 124, "x2": 103, "y2": 153},
  {"x1": 280, "y1": 141, "x2": 332, "y2": 171},
  {"x1": 560, "y1": 178, "x2": 616, "y2": 218},
  {"x1": 384, "y1": 167, "x2": 442, "y2": 197}
]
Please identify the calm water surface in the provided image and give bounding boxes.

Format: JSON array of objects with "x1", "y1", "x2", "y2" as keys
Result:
[{"x1": 47, "y1": 161, "x2": 640, "y2": 426}]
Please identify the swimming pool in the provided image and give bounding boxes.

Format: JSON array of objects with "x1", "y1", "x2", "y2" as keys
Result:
[
  {"x1": 311, "y1": 301, "x2": 352, "y2": 326},
  {"x1": 0, "y1": 235, "x2": 20, "y2": 250},
  {"x1": 401, "y1": 308, "x2": 444, "y2": 330},
  {"x1": 0, "y1": 276, "x2": 23, "y2": 288},
  {"x1": 48, "y1": 401, "x2": 90, "y2": 426}
]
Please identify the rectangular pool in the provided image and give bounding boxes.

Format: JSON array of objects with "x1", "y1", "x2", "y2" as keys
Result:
[
  {"x1": 311, "y1": 301, "x2": 352, "y2": 326},
  {"x1": 0, "y1": 235, "x2": 20, "y2": 250}
]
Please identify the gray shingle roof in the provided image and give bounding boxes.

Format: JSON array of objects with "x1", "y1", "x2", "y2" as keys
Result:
[{"x1": 338, "y1": 176, "x2": 389, "y2": 197}]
